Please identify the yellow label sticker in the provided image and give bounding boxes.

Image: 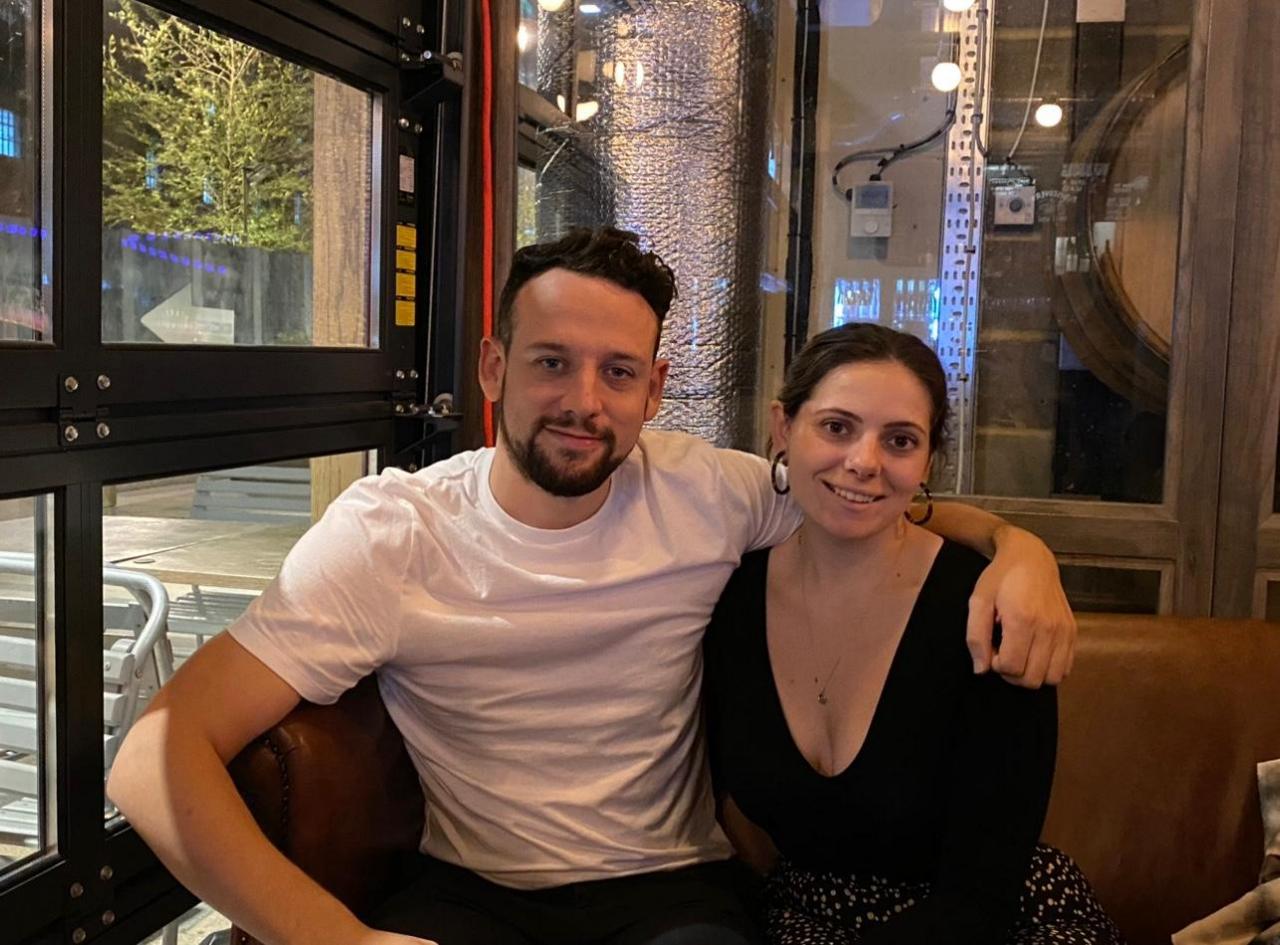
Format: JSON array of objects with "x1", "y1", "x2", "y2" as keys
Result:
[
  {"x1": 396, "y1": 223, "x2": 417, "y2": 250},
  {"x1": 396, "y1": 250, "x2": 416, "y2": 272},
  {"x1": 395, "y1": 299, "x2": 415, "y2": 327},
  {"x1": 396, "y1": 273, "x2": 417, "y2": 297}
]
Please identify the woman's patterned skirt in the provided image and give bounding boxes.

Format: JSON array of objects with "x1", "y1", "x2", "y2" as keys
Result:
[{"x1": 765, "y1": 844, "x2": 1125, "y2": 945}]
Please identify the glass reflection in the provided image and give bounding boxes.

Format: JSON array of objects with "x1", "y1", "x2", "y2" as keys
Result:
[
  {"x1": 0, "y1": 0, "x2": 50, "y2": 343},
  {"x1": 0, "y1": 494, "x2": 54, "y2": 875},
  {"x1": 101, "y1": 0, "x2": 377, "y2": 347},
  {"x1": 101, "y1": 452, "x2": 369, "y2": 827}
]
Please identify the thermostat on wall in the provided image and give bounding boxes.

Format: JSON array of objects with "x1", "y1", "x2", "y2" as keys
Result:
[{"x1": 850, "y1": 181, "x2": 894, "y2": 238}]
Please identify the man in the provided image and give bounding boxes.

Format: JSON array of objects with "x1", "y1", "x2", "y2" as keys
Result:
[{"x1": 109, "y1": 229, "x2": 1075, "y2": 945}]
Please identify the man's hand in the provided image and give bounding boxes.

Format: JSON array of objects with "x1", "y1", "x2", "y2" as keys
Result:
[{"x1": 965, "y1": 525, "x2": 1075, "y2": 688}]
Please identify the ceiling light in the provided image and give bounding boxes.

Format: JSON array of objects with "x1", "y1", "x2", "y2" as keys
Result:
[
  {"x1": 575, "y1": 100, "x2": 600, "y2": 121},
  {"x1": 942, "y1": 0, "x2": 976, "y2": 11},
  {"x1": 634, "y1": 61, "x2": 645, "y2": 87},
  {"x1": 930, "y1": 61, "x2": 962, "y2": 92},
  {"x1": 537, "y1": 0, "x2": 568, "y2": 11},
  {"x1": 614, "y1": 62, "x2": 626, "y2": 86},
  {"x1": 579, "y1": 3, "x2": 602, "y2": 13},
  {"x1": 517, "y1": 23, "x2": 530, "y2": 53},
  {"x1": 556, "y1": 94, "x2": 566, "y2": 112},
  {"x1": 1034, "y1": 101, "x2": 1064, "y2": 127}
]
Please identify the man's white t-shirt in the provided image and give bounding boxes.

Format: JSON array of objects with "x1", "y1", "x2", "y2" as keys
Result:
[{"x1": 229, "y1": 429, "x2": 799, "y2": 889}]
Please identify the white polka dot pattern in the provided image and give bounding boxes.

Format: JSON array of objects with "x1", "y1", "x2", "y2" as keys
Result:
[{"x1": 764, "y1": 844, "x2": 1124, "y2": 944}]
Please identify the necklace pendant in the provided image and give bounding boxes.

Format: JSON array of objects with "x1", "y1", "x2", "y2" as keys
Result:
[{"x1": 817, "y1": 692, "x2": 828, "y2": 706}]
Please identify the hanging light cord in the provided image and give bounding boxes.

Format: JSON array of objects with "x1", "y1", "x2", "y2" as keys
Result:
[
  {"x1": 1005, "y1": 0, "x2": 1051, "y2": 164},
  {"x1": 831, "y1": 29, "x2": 959, "y2": 200}
]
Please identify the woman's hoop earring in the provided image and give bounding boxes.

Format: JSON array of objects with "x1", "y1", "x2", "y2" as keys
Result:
[
  {"x1": 770, "y1": 451, "x2": 790, "y2": 495},
  {"x1": 905, "y1": 483, "x2": 934, "y2": 525}
]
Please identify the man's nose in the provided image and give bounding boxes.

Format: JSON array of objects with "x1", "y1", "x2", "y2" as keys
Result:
[{"x1": 561, "y1": 367, "x2": 604, "y2": 418}]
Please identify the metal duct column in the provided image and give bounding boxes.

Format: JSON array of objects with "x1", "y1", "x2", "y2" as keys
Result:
[{"x1": 536, "y1": 0, "x2": 774, "y2": 450}]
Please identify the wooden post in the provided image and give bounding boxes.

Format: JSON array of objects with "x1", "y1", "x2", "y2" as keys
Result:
[{"x1": 309, "y1": 73, "x2": 374, "y2": 519}]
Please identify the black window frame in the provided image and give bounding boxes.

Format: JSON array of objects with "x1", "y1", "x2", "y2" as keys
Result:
[{"x1": 0, "y1": 1, "x2": 462, "y2": 942}]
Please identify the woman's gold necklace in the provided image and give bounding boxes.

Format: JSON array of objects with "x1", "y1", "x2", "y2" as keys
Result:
[
  {"x1": 795, "y1": 526, "x2": 909, "y2": 706},
  {"x1": 797, "y1": 531, "x2": 842, "y2": 706}
]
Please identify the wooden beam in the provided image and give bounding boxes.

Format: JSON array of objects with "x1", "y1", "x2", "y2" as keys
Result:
[
  {"x1": 1211, "y1": 0, "x2": 1280, "y2": 615},
  {"x1": 310, "y1": 73, "x2": 373, "y2": 513},
  {"x1": 1167, "y1": 0, "x2": 1248, "y2": 613}
]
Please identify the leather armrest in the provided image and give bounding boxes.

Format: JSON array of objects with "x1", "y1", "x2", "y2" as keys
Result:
[{"x1": 227, "y1": 674, "x2": 425, "y2": 941}]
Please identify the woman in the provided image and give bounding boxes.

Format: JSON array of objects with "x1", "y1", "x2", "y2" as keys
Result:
[{"x1": 703, "y1": 324, "x2": 1121, "y2": 945}]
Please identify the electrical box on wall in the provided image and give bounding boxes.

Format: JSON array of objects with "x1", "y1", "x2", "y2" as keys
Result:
[
  {"x1": 993, "y1": 182, "x2": 1037, "y2": 227},
  {"x1": 850, "y1": 181, "x2": 893, "y2": 238}
]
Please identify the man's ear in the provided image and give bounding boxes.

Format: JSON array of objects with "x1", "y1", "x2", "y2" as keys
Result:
[
  {"x1": 643, "y1": 358, "x2": 671, "y2": 422},
  {"x1": 478, "y1": 336, "x2": 506, "y2": 404},
  {"x1": 768, "y1": 401, "x2": 791, "y2": 456}
]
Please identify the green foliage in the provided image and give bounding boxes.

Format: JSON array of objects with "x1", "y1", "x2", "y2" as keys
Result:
[{"x1": 102, "y1": 0, "x2": 314, "y2": 251}]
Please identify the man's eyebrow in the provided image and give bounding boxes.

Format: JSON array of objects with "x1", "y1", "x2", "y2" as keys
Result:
[
  {"x1": 814, "y1": 407, "x2": 927, "y2": 434},
  {"x1": 525, "y1": 341, "x2": 646, "y2": 364}
]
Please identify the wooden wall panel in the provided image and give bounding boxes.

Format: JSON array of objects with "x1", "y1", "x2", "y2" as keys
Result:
[
  {"x1": 1166, "y1": 0, "x2": 1247, "y2": 613},
  {"x1": 1211, "y1": 0, "x2": 1280, "y2": 614}
]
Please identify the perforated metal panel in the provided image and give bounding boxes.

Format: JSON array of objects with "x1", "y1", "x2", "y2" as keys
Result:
[{"x1": 937, "y1": 2, "x2": 994, "y2": 493}]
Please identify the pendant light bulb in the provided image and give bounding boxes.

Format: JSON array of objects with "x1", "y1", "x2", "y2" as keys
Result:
[
  {"x1": 1034, "y1": 102, "x2": 1064, "y2": 128},
  {"x1": 931, "y1": 61, "x2": 963, "y2": 92},
  {"x1": 537, "y1": 0, "x2": 568, "y2": 12},
  {"x1": 942, "y1": 0, "x2": 976, "y2": 12}
]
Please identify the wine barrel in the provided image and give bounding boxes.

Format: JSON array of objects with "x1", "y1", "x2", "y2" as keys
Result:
[{"x1": 1054, "y1": 43, "x2": 1189, "y2": 415}]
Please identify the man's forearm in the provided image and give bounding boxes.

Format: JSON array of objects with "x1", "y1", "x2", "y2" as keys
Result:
[
  {"x1": 922, "y1": 500, "x2": 1006, "y2": 558},
  {"x1": 108, "y1": 711, "x2": 366, "y2": 945}
]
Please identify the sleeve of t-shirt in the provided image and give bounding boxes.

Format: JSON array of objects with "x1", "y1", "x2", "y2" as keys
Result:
[
  {"x1": 712, "y1": 447, "x2": 802, "y2": 552},
  {"x1": 227, "y1": 473, "x2": 414, "y2": 705},
  {"x1": 858, "y1": 673, "x2": 1058, "y2": 945}
]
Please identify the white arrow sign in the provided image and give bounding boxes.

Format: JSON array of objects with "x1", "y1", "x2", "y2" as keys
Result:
[{"x1": 139, "y1": 283, "x2": 236, "y2": 345}]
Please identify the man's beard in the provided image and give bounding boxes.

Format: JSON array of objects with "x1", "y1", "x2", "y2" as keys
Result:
[{"x1": 500, "y1": 408, "x2": 623, "y2": 498}]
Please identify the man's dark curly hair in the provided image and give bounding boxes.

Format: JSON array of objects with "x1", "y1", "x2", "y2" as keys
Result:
[{"x1": 496, "y1": 227, "x2": 677, "y2": 351}]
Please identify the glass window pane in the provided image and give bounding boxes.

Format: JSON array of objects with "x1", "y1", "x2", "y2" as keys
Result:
[
  {"x1": 1058, "y1": 562, "x2": 1163, "y2": 614},
  {"x1": 518, "y1": 0, "x2": 571, "y2": 116},
  {"x1": 0, "y1": 494, "x2": 55, "y2": 876},
  {"x1": 137, "y1": 902, "x2": 229, "y2": 945},
  {"x1": 970, "y1": 1, "x2": 1190, "y2": 502},
  {"x1": 102, "y1": 452, "x2": 371, "y2": 823},
  {"x1": 102, "y1": 0, "x2": 378, "y2": 348},
  {"x1": 518, "y1": 0, "x2": 538, "y2": 90},
  {"x1": 511, "y1": 1, "x2": 1192, "y2": 502},
  {"x1": 0, "y1": 0, "x2": 51, "y2": 343},
  {"x1": 517, "y1": 165, "x2": 538, "y2": 248}
]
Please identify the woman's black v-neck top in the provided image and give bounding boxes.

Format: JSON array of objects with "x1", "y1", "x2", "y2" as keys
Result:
[{"x1": 703, "y1": 540, "x2": 1058, "y2": 942}]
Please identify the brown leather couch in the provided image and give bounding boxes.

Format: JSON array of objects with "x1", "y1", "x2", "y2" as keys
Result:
[{"x1": 228, "y1": 615, "x2": 1280, "y2": 945}]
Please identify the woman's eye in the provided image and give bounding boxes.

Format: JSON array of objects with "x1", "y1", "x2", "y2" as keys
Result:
[
  {"x1": 889, "y1": 434, "x2": 918, "y2": 450},
  {"x1": 821, "y1": 420, "x2": 847, "y2": 435}
]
